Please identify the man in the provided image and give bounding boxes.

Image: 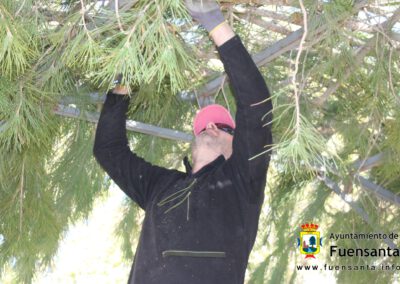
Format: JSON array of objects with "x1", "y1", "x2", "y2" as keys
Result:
[{"x1": 93, "y1": 1, "x2": 273, "y2": 283}]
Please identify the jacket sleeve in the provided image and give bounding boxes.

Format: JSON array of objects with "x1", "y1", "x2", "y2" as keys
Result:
[
  {"x1": 93, "y1": 91, "x2": 178, "y2": 210},
  {"x1": 217, "y1": 36, "x2": 273, "y2": 202}
]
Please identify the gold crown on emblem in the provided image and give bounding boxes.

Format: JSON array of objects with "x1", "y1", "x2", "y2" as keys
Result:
[{"x1": 301, "y1": 223, "x2": 319, "y2": 232}]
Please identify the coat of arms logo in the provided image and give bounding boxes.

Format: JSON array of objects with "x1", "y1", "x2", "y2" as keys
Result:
[{"x1": 296, "y1": 223, "x2": 323, "y2": 259}]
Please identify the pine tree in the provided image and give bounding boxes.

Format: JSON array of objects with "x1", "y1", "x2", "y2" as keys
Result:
[{"x1": 0, "y1": 0, "x2": 399, "y2": 283}]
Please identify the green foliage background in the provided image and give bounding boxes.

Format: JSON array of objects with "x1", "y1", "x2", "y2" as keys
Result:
[{"x1": 0, "y1": 0, "x2": 399, "y2": 283}]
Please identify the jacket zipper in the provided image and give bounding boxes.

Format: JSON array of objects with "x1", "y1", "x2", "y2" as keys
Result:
[
  {"x1": 162, "y1": 250, "x2": 226, "y2": 258},
  {"x1": 186, "y1": 192, "x2": 191, "y2": 221}
]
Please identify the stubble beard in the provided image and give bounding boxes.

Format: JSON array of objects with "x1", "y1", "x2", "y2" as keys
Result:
[{"x1": 194, "y1": 132, "x2": 223, "y2": 151}]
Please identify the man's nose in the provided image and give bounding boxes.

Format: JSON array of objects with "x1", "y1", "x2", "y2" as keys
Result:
[
  {"x1": 206, "y1": 122, "x2": 217, "y2": 130},
  {"x1": 205, "y1": 123, "x2": 219, "y2": 135}
]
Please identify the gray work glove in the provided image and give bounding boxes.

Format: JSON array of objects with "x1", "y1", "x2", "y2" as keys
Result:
[{"x1": 185, "y1": 0, "x2": 225, "y2": 33}]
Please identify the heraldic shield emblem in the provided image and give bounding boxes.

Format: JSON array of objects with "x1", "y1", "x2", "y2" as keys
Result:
[{"x1": 297, "y1": 223, "x2": 323, "y2": 259}]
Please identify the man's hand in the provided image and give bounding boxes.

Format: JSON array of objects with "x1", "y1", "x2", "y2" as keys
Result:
[
  {"x1": 112, "y1": 74, "x2": 129, "y2": 95},
  {"x1": 113, "y1": 85, "x2": 129, "y2": 95},
  {"x1": 185, "y1": 0, "x2": 225, "y2": 33}
]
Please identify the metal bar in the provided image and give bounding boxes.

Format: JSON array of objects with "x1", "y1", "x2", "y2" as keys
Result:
[
  {"x1": 311, "y1": 154, "x2": 399, "y2": 207},
  {"x1": 59, "y1": 93, "x2": 106, "y2": 105},
  {"x1": 0, "y1": 120, "x2": 6, "y2": 132},
  {"x1": 0, "y1": 101, "x2": 193, "y2": 143},
  {"x1": 317, "y1": 173, "x2": 397, "y2": 249},
  {"x1": 352, "y1": 153, "x2": 385, "y2": 172},
  {"x1": 356, "y1": 175, "x2": 400, "y2": 207},
  {"x1": 54, "y1": 104, "x2": 193, "y2": 142}
]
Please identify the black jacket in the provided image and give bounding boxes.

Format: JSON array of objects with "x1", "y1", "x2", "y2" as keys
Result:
[{"x1": 93, "y1": 36, "x2": 273, "y2": 284}]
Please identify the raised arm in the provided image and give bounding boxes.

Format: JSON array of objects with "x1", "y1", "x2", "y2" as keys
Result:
[
  {"x1": 186, "y1": 1, "x2": 273, "y2": 200},
  {"x1": 217, "y1": 30, "x2": 273, "y2": 201},
  {"x1": 93, "y1": 88, "x2": 180, "y2": 210}
]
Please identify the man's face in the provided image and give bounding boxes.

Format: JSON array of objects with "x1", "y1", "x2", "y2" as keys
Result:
[{"x1": 191, "y1": 122, "x2": 234, "y2": 161}]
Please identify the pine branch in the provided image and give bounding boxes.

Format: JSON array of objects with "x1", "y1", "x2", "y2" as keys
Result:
[
  {"x1": 182, "y1": 0, "x2": 370, "y2": 103},
  {"x1": 178, "y1": 28, "x2": 305, "y2": 105},
  {"x1": 233, "y1": 4, "x2": 397, "y2": 39},
  {"x1": 0, "y1": 4, "x2": 38, "y2": 77},
  {"x1": 242, "y1": 8, "x2": 293, "y2": 23},
  {"x1": 234, "y1": 12, "x2": 292, "y2": 35},
  {"x1": 314, "y1": 6, "x2": 400, "y2": 106},
  {"x1": 1, "y1": 1, "x2": 399, "y2": 283},
  {"x1": 108, "y1": 0, "x2": 139, "y2": 11},
  {"x1": 18, "y1": 155, "x2": 25, "y2": 233},
  {"x1": 291, "y1": 0, "x2": 308, "y2": 139},
  {"x1": 219, "y1": 0, "x2": 298, "y2": 5}
]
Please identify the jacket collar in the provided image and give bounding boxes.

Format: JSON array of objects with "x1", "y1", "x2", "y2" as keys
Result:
[
  {"x1": 183, "y1": 155, "x2": 226, "y2": 177},
  {"x1": 183, "y1": 156, "x2": 192, "y2": 173}
]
